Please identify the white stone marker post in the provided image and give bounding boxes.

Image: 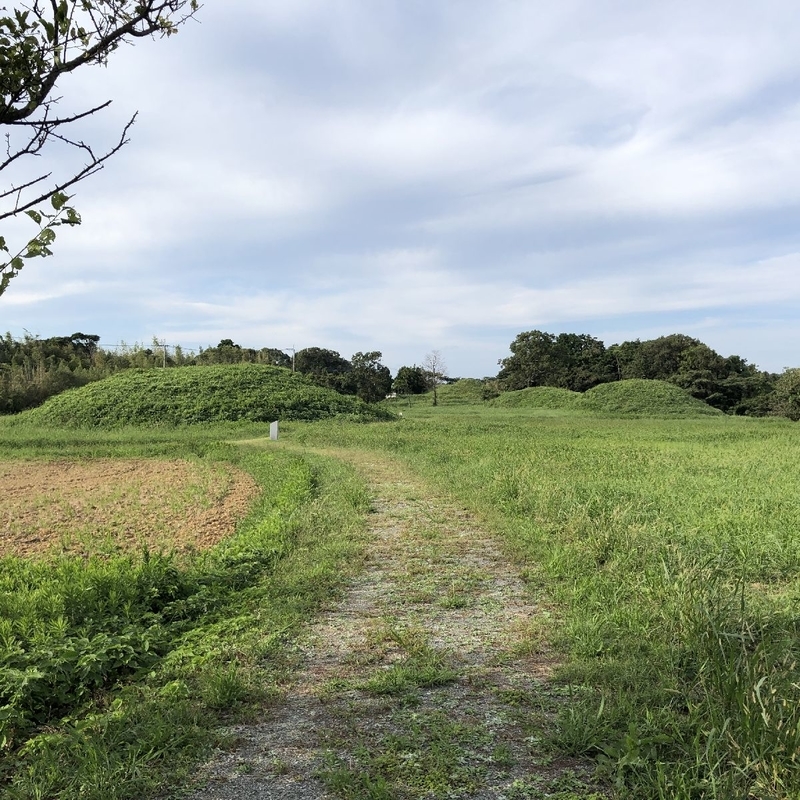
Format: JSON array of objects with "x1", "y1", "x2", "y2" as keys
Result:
[{"x1": 270, "y1": 420, "x2": 279, "y2": 441}]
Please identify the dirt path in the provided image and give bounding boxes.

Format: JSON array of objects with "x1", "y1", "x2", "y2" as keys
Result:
[{"x1": 187, "y1": 449, "x2": 601, "y2": 799}]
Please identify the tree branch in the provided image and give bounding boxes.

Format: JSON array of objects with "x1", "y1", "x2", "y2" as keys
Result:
[
  {"x1": 0, "y1": 113, "x2": 135, "y2": 222},
  {"x1": 0, "y1": 1, "x2": 200, "y2": 297},
  {"x1": 2, "y1": 99, "x2": 113, "y2": 128},
  {"x1": 1, "y1": 1, "x2": 200, "y2": 124},
  {"x1": 0, "y1": 171, "x2": 51, "y2": 203}
]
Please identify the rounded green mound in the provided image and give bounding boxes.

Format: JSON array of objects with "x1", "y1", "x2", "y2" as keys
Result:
[
  {"x1": 576, "y1": 379, "x2": 722, "y2": 417},
  {"x1": 435, "y1": 379, "x2": 487, "y2": 405},
  {"x1": 16, "y1": 365, "x2": 394, "y2": 427},
  {"x1": 491, "y1": 386, "x2": 582, "y2": 409}
]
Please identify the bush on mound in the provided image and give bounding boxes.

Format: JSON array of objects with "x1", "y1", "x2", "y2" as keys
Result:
[
  {"x1": 576, "y1": 379, "x2": 722, "y2": 417},
  {"x1": 491, "y1": 386, "x2": 582, "y2": 410},
  {"x1": 15, "y1": 365, "x2": 394, "y2": 427}
]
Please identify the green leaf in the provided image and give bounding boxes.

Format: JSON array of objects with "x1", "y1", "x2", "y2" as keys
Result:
[
  {"x1": 64, "y1": 208, "x2": 81, "y2": 225},
  {"x1": 50, "y1": 191, "x2": 69, "y2": 211},
  {"x1": 25, "y1": 209, "x2": 42, "y2": 225}
]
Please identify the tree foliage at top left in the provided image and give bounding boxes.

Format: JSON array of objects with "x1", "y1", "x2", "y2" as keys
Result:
[{"x1": 0, "y1": 0, "x2": 199, "y2": 295}]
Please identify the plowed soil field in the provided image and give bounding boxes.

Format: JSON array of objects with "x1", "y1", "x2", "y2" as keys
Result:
[{"x1": 0, "y1": 459, "x2": 260, "y2": 558}]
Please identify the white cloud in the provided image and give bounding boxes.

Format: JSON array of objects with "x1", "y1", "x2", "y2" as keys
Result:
[
  {"x1": 4, "y1": 0, "x2": 800, "y2": 377},
  {"x1": 140, "y1": 248, "x2": 800, "y2": 360}
]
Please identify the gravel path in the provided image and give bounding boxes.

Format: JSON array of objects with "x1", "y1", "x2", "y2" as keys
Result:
[{"x1": 184, "y1": 449, "x2": 601, "y2": 799}]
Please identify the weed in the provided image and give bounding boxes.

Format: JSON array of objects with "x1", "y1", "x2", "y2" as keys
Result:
[
  {"x1": 491, "y1": 742, "x2": 515, "y2": 766},
  {"x1": 319, "y1": 710, "x2": 487, "y2": 798},
  {"x1": 269, "y1": 756, "x2": 289, "y2": 775},
  {"x1": 438, "y1": 582, "x2": 471, "y2": 609},
  {"x1": 199, "y1": 664, "x2": 249, "y2": 710},
  {"x1": 361, "y1": 644, "x2": 458, "y2": 697}
]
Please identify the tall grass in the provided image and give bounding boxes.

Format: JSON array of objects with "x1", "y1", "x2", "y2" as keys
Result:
[{"x1": 291, "y1": 408, "x2": 800, "y2": 797}]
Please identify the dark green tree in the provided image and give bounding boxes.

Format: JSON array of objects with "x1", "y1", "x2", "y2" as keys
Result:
[
  {"x1": 551, "y1": 332, "x2": 613, "y2": 391},
  {"x1": 497, "y1": 330, "x2": 556, "y2": 390},
  {"x1": 0, "y1": 0, "x2": 199, "y2": 295},
  {"x1": 770, "y1": 368, "x2": 800, "y2": 421},
  {"x1": 295, "y1": 347, "x2": 353, "y2": 393},
  {"x1": 208, "y1": 339, "x2": 243, "y2": 364},
  {"x1": 393, "y1": 365, "x2": 427, "y2": 396},
  {"x1": 608, "y1": 335, "x2": 775, "y2": 414},
  {"x1": 607, "y1": 339, "x2": 641, "y2": 381},
  {"x1": 613, "y1": 334, "x2": 702, "y2": 381},
  {"x1": 350, "y1": 351, "x2": 392, "y2": 403},
  {"x1": 196, "y1": 341, "x2": 291, "y2": 367},
  {"x1": 256, "y1": 348, "x2": 291, "y2": 368},
  {"x1": 498, "y1": 330, "x2": 611, "y2": 391},
  {"x1": 0, "y1": 329, "x2": 103, "y2": 411}
]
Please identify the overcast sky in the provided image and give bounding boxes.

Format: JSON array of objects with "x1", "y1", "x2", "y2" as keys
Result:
[{"x1": 3, "y1": 0, "x2": 800, "y2": 377}]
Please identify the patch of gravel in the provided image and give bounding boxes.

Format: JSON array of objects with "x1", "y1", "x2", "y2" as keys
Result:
[{"x1": 184, "y1": 450, "x2": 601, "y2": 799}]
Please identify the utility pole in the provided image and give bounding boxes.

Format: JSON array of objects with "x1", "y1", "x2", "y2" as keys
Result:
[
  {"x1": 154, "y1": 338, "x2": 167, "y2": 367},
  {"x1": 285, "y1": 346, "x2": 296, "y2": 372}
]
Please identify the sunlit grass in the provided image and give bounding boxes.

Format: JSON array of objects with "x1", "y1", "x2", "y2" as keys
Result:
[
  {"x1": 291, "y1": 406, "x2": 800, "y2": 797},
  {"x1": 4, "y1": 402, "x2": 800, "y2": 798}
]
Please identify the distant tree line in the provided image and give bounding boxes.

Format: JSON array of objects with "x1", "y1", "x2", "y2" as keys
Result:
[
  {"x1": 1, "y1": 330, "x2": 797, "y2": 420},
  {"x1": 498, "y1": 330, "x2": 792, "y2": 417},
  {"x1": 0, "y1": 332, "x2": 100, "y2": 413}
]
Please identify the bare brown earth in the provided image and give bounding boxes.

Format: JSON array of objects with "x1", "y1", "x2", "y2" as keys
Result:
[
  {"x1": 0, "y1": 459, "x2": 260, "y2": 558},
  {"x1": 188, "y1": 448, "x2": 605, "y2": 800}
]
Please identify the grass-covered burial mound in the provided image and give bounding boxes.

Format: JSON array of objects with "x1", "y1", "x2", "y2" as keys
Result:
[
  {"x1": 491, "y1": 386, "x2": 582, "y2": 410},
  {"x1": 17, "y1": 365, "x2": 394, "y2": 427},
  {"x1": 433, "y1": 379, "x2": 487, "y2": 405},
  {"x1": 577, "y1": 379, "x2": 722, "y2": 417}
]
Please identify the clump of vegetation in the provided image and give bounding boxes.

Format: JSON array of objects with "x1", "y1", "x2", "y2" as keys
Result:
[
  {"x1": 576, "y1": 379, "x2": 723, "y2": 417},
  {"x1": 14, "y1": 365, "x2": 394, "y2": 427},
  {"x1": 490, "y1": 386, "x2": 582, "y2": 410},
  {"x1": 771, "y1": 368, "x2": 800, "y2": 421}
]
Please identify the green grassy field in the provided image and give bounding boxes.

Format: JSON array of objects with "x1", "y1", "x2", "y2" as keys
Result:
[
  {"x1": 290, "y1": 406, "x2": 800, "y2": 798},
  {"x1": 2, "y1": 377, "x2": 799, "y2": 798}
]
